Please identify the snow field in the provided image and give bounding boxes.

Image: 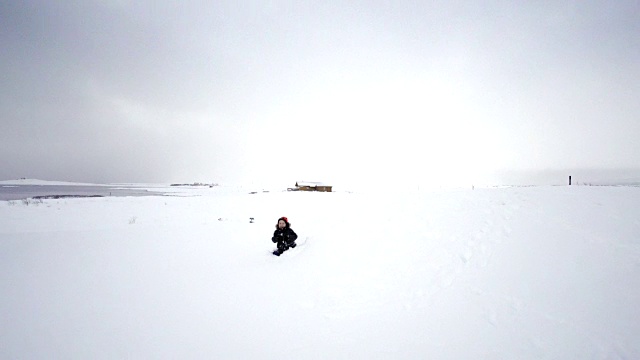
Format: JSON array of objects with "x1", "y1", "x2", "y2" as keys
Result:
[{"x1": 1, "y1": 185, "x2": 639, "y2": 359}]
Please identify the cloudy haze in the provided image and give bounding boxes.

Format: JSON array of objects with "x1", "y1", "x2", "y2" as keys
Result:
[{"x1": 1, "y1": 1, "x2": 639, "y2": 187}]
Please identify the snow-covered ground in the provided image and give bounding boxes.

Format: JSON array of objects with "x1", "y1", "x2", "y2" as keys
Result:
[{"x1": 1, "y1": 183, "x2": 639, "y2": 359}]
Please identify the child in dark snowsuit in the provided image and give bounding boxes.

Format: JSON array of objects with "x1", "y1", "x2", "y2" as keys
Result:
[{"x1": 272, "y1": 216, "x2": 298, "y2": 256}]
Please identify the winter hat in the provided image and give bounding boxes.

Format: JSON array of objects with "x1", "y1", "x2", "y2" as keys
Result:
[{"x1": 279, "y1": 216, "x2": 288, "y2": 223}]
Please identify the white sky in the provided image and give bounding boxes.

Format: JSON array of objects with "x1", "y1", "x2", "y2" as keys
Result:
[{"x1": 1, "y1": 1, "x2": 639, "y2": 186}]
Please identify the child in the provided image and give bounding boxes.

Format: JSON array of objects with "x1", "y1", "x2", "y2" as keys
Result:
[{"x1": 271, "y1": 216, "x2": 298, "y2": 256}]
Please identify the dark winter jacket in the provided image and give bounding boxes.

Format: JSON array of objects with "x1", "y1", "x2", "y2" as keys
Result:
[{"x1": 272, "y1": 227, "x2": 298, "y2": 244}]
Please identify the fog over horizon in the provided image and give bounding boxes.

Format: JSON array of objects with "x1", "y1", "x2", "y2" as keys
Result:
[{"x1": 2, "y1": 1, "x2": 639, "y2": 187}]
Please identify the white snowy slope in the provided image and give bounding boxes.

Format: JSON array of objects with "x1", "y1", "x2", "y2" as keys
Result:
[{"x1": 0, "y1": 185, "x2": 639, "y2": 359}]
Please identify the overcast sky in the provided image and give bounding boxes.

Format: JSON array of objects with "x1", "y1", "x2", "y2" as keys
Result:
[{"x1": 1, "y1": 1, "x2": 639, "y2": 187}]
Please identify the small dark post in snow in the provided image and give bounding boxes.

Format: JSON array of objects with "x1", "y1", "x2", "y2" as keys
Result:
[{"x1": 569, "y1": 176, "x2": 572, "y2": 185}]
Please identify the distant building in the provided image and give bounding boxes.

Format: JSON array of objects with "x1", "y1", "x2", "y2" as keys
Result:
[{"x1": 291, "y1": 181, "x2": 332, "y2": 192}]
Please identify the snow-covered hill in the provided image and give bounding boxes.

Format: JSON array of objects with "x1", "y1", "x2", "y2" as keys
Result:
[{"x1": 1, "y1": 185, "x2": 638, "y2": 359}]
